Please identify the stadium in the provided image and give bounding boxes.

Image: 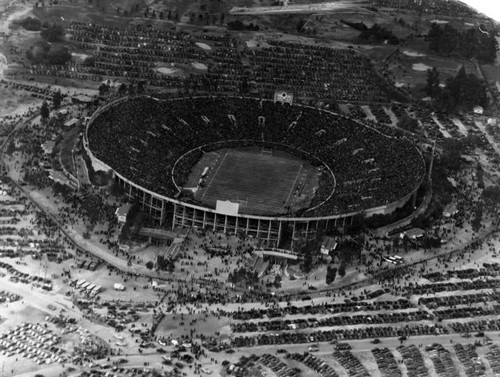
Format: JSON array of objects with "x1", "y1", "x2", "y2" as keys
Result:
[{"x1": 84, "y1": 96, "x2": 426, "y2": 246}]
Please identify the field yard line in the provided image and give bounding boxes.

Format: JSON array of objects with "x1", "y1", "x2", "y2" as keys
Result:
[
  {"x1": 285, "y1": 164, "x2": 303, "y2": 206},
  {"x1": 201, "y1": 152, "x2": 228, "y2": 201}
]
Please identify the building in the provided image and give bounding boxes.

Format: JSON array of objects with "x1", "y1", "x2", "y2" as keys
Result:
[
  {"x1": 402, "y1": 228, "x2": 425, "y2": 240},
  {"x1": 473, "y1": 106, "x2": 484, "y2": 115},
  {"x1": 320, "y1": 236, "x2": 337, "y2": 255},
  {"x1": 64, "y1": 118, "x2": 79, "y2": 128},
  {"x1": 115, "y1": 203, "x2": 133, "y2": 224},
  {"x1": 85, "y1": 96, "x2": 425, "y2": 246},
  {"x1": 443, "y1": 203, "x2": 459, "y2": 217},
  {"x1": 41, "y1": 140, "x2": 56, "y2": 154}
]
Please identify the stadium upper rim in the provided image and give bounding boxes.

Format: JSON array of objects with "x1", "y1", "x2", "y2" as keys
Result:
[{"x1": 84, "y1": 95, "x2": 426, "y2": 222}]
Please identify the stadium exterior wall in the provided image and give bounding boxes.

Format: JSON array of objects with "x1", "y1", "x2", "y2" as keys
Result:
[{"x1": 84, "y1": 96, "x2": 423, "y2": 246}]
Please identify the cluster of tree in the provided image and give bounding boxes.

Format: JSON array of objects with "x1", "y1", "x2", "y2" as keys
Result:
[
  {"x1": 14, "y1": 17, "x2": 42, "y2": 31},
  {"x1": 397, "y1": 114, "x2": 420, "y2": 133},
  {"x1": 156, "y1": 256, "x2": 175, "y2": 272},
  {"x1": 297, "y1": 238, "x2": 321, "y2": 273},
  {"x1": 326, "y1": 265, "x2": 337, "y2": 284},
  {"x1": 359, "y1": 24, "x2": 399, "y2": 44},
  {"x1": 336, "y1": 239, "x2": 362, "y2": 264},
  {"x1": 427, "y1": 23, "x2": 498, "y2": 63},
  {"x1": 341, "y1": 19, "x2": 368, "y2": 31},
  {"x1": 41, "y1": 23, "x2": 65, "y2": 42},
  {"x1": 341, "y1": 20, "x2": 399, "y2": 44},
  {"x1": 476, "y1": 164, "x2": 485, "y2": 189},
  {"x1": 482, "y1": 185, "x2": 500, "y2": 205},
  {"x1": 228, "y1": 267, "x2": 259, "y2": 288},
  {"x1": 471, "y1": 201, "x2": 483, "y2": 232},
  {"x1": 426, "y1": 66, "x2": 487, "y2": 113},
  {"x1": 26, "y1": 40, "x2": 72, "y2": 66},
  {"x1": 227, "y1": 20, "x2": 259, "y2": 31}
]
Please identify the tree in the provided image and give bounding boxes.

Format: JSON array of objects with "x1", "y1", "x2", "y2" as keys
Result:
[
  {"x1": 397, "y1": 114, "x2": 419, "y2": 133},
  {"x1": 338, "y1": 262, "x2": 346, "y2": 278},
  {"x1": 46, "y1": 46, "x2": 72, "y2": 65},
  {"x1": 41, "y1": 23, "x2": 65, "y2": 42},
  {"x1": 83, "y1": 56, "x2": 96, "y2": 66},
  {"x1": 98, "y1": 82, "x2": 109, "y2": 96},
  {"x1": 118, "y1": 83, "x2": 127, "y2": 96},
  {"x1": 40, "y1": 101, "x2": 50, "y2": 120},
  {"x1": 426, "y1": 67, "x2": 440, "y2": 98},
  {"x1": 52, "y1": 90, "x2": 63, "y2": 109},
  {"x1": 326, "y1": 265, "x2": 337, "y2": 284},
  {"x1": 482, "y1": 185, "x2": 500, "y2": 204},
  {"x1": 146, "y1": 260, "x2": 154, "y2": 270},
  {"x1": 137, "y1": 81, "x2": 145, "y2": 94},
  {"x1": 273, "y1": 275, "x2": 282, "y2": 288},
  {"x1": 296, "y1": 19, "x2": 306, "y2": 33}
]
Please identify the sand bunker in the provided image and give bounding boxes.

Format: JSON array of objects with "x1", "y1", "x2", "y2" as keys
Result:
[
  {"x1": 412, "y1": 63, "x2": 432, "y2": 72},
  {"x1": 403, "y1": 50, "x2": 426, "y2": 57},
  {"x1": 192, "y1": 62, "x2": 208, "y2": 70},
  {"x1": 195, "y1": 42, "x2": 212, "y2": 51},
  {"x1": 155, "y1": 67, "x2": 178, "y2": 75}
]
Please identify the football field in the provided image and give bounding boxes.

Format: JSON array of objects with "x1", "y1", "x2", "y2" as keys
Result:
[{"x1": 199, "y1": 149, "x2": 303, "y2": 215}]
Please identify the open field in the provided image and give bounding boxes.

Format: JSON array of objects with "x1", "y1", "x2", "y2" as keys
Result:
[{"x1": 197, "y1": 148, "x2": 307, "y2": 215}]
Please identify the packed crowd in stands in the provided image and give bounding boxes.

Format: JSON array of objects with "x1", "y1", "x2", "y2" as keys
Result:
[
  {"x1": 26, "y1": 21, "x2": 390, "y2": 103},
  {"x1": 88, "y1": 96, "x2": 425, "y2": 216}
]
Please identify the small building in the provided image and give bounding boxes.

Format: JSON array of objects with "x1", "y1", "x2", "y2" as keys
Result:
[
  {"x1": 41, "y1": 140, "x2": 56, "y2": 154},
  {"x1": 72, "y1": 94, "x2": 94, "y2": 104},
  {"x1": 115, "y1": 203, "x2": 133, "y2": 224},
  {"x1": 401, "y1": 228, "x2": 425, "y2": 240},
  {"x1": 64, "y1": 118, "x2": 79, "y2": 128},
  {"x1": 473, "y1": 106, "x2": 484, "y2": 115},
  {"x1": 443, "y1": 203, "x2": 459, "y2": 218},
  {"x1": 320, "y1": 236, "x2": 337, "y2": 255},
  {"x1": 113, "y1": 283, "x2": 125, "y2": 291},
  {"x1": 487, "y1": 117, "x2": 497, "y2": 126}
]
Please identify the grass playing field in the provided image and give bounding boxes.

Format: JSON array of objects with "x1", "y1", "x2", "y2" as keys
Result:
[{"x1": 198, "y1": 149, "x2": 304, "y2": 215}]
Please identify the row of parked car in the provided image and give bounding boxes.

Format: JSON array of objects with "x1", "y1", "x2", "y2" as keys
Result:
[
  {"x1": 0, "y1": 289, "x2": 21, "y2": 303},
  {"x1": 230, "y1": 324, "x2": 448, "y2": 347},
  {"x1": 230, "y1": 298, "x2": 413, "y2": 320},
  {"x1": 230, "y1": 310, "x2": 432, "y2": 333},
  {"x1": 287, "y1": 352, "x2": 339, "y2": 377},
  {"x1": 0, "y1": 260, "x2": 53, "y2": 289},
  {"x1": 426, "y1": 343, "x2": 460, "y2": 377},
  {"x1": 372, "y1": 347, "x2": 402, "y2": 377},
  {"x1": 404, "y1": 279, "x2": 500, "y2": 295},
  {"x1": 453, "y1": 343, "x2": 486, "y2": 377},
  {"x1": 0, "y1": 322, "x2": 65, "y2": 364},
  {"x1": 418, "y1": 292, "x2": 500, "y2": 308}
]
